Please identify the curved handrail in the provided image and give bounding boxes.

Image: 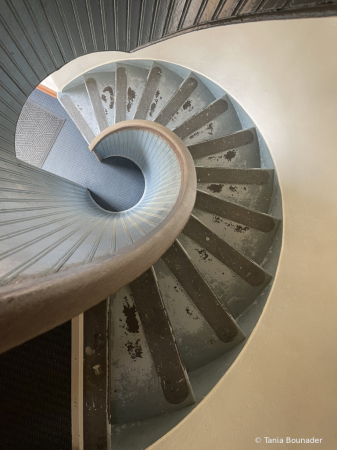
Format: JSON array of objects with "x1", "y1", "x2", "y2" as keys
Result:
[{"x1": 0, "y1": 121, "x2": 196, "y2": 354}]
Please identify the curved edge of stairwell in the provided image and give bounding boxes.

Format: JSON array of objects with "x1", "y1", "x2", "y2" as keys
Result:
[
  {"x1": 0, "y1": 122, "x2": 197, "y2": 354},
  {"x1": 89, "y1": 119, "x2": 189, "y2": 153}
]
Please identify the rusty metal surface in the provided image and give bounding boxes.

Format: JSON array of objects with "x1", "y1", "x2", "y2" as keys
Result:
[
  {"x1": 188, "y1": 128, "x2": 255, "y2": 160},
  {"x1": 145, "y1": 62, "x2": 183, "y2": 121},
  {"x1": 162, "y1": 240, "x2": 240, "y2": 343},
  {"x1": 196, "y1": 168, "x2": 274, "y2": 213},
  {"x1": 153, "y1": 257, "x2": 246, "y2": 372},
  {"x1": 185, "y1": 94, "x2": 241, "y2": 146},
  {"x1": 115, "y1": 66, "x2": 127, "y2": 123},
  {"x1": 196, "y1": 167, "x2": 272, "y2": 184},
  {"x1": 193, "y1": 127, "x2": 261, "y2": 169},
  {"x1": 84, "y1": 71, "x2": 116, "y2": 128},
  {"x1": 192, "y1": 206, "x2": 280, "y2": 264},
  {"x1": 183, "y1": 214, "x2": 272, "y2": 287},
  {"x1": 155, "y1": 76, "x2": 198, "y2": 126},
  {"x1": 165, "y1": 73, "x2": 215, "y2": 130},
  {"x1": 173, "y1": 98, "x2": 228, "y2": 140},
  {"x1": 177, "y1": 231, "x2": 273, "y2": 317},
  {"x1": 195, "y1": 190, "x2": 279, "y2": 232},
  {"x1": 134, "y1": 66, "x2": 163, "y2": 119},
  {"x1": 84, "y1": 77, "x2": 109, "y2": 132},
  {"x1": 58, "y1": 94, "x2": 96, "y2": 144},
  {"x1": 109, "y1": 284, "x2": 195, "y2": 424},
  {"x1": 129, "y1": 267, "x2": 194, "y2": 405},
  {"x1": 122, "y1": 63, "x2": 150, "y2": 120}
]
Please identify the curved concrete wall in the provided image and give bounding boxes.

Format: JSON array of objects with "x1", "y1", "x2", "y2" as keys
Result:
[
  {"x1": 144, "y1": 18, "x2": 337, "y2": 450},
  {"x1": 49, "y1": 17, "x2": 337, "y2": 449}
]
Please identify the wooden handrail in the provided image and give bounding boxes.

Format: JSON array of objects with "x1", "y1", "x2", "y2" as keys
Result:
[{"x1": 0, "y1": 121, "x2": 196, "y2": 354}]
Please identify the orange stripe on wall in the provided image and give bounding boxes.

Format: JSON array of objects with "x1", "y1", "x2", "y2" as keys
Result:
[{"x1": 36, "y1": 84, "x2": 58, "y2": 98}]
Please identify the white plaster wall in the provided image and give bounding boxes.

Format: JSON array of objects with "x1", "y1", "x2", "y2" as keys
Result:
[{"x1": 52, "y1": 17, "x2": 337, "y2": 449}]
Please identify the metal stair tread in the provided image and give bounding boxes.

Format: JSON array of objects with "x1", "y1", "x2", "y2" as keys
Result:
[
  {"x1": 182, "y1": 213, "x2": 272, "y2": 287},
  {"x1": 133, "y1": 63, "x2": 163, "y2": 120},
  {"x1": 154, "y1": 74, "x2": 199, "y2": 126},
  {"x1": 165, "y1": 73, "x2": 215, "y2": 130},
  {"x1": 196, "y1": 167, "x2": 274, "y2": 213},
  {"x1": 161, "y1": 239, "x2": 244, "y2": 343},
  {"x1": 188, "y1": 127, "x2": 257, "y2": 159},
  {"x1": 195, "y1": 189, "x2": 281, "y2": 232},
  {"x1": 109, "y1": 284, "x2": 195, "y2": 424},
  {"x1": 153, "y1": 257, "x2": 245, "y2": 373},
  {"x1": 192, "y1": 207, "x2": 280, "y2": 264},
  {"x1": 115, "y1": 65, "x2": 128, "y2": 123},
  {"x1": 61, "y1": 82, "x2": 100, "y2": 136},
  {"x1": 144, "y1": 61, "x2": 184, "y2": 121},
  {"x1": 172, "y1": 96, "x2": 229, "y2": 141},
  {"x1": 129, "y1": 267, "x2": 195, "y2": 406}
]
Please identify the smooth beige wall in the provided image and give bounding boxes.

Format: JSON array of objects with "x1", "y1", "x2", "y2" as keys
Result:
[{"x1": 51, "y1": 17, "x2": 337, "y2": 449}]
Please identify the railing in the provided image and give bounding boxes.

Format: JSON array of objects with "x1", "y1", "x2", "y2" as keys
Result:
[{"x1": 0, "y1": 121, "x2": 196, "y2": 354}]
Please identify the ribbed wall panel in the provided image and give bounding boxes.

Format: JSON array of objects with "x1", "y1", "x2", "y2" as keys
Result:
[
  {"x1": 115, "y1": 0, "x2": 128, "y2": 51},
  {"x1": 0, "y1": 153, "x2": 111, "y2": 285},
  {"x1": 39, "y1": 0, "x2": 75, "y2": 63},
  {"x1": 24, "y1": 0, "x2": 66, "y2": 68}
]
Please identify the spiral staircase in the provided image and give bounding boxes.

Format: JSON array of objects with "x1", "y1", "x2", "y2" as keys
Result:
[
  {"x1": 5, "y1": 0, "x2": 336, "y2": 448},
  {"x1": 0, "y1": 52, "x2": 283, "y2": 448}
]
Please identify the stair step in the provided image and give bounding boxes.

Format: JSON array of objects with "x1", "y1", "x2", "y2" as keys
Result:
[
  {"x1": 93, "y1": 71, "x2": 116, "y2": 126},
  {"x1": 129, "y1": 267, "x2": 194, "y2": 405},
  {"x1": 154, "y1": 257, "x2": 245, "y2": 372},
  {"x1": 196, "y1": 167, "x2": 273, "y2": 184},
  {"x1": 190, "y1": 128, "x2": 260, "y2": 168},
  {"x1": 189, "y1": 128, "x2": 254, "y2": 159},
  {"x1": 194, "y1": 191, "x2": 281, "y2": 264},
  {"x1": 115, "y1": 65, "x2": 128, "y2": 123},
  {"x1": 165, "y1": 74, "x2": 215, "y2": 130},
  {"x1": 84, "y1": 76, "x2": 109, "y2": 132},
  {"x1": 109, "y1": 285, "x2": 195, "y2": 424},
  {"x1": 84, "y1": 71, "x2": 116, "y2": 128},
  {"x1": 162, "y1": 240, "x2": 242, "y2": 343},
  {"x1": 195, "y1": 190, "x2": 279, "y2": 232},
  {"x1": 185, "y1": 95, "x2": 242, "y2": 146},
  {"x1": 58, "y1": 94, "x2": 95, "y2": 143},
  {"x1": 173, "y1": 97, "x2": 229, "y2": 141},
  {"x1": 192, "y1": 207, "x2": 280, "y2": 265},
  {"x1": 61, "y1": 82, "x2": 100, "y2": 136},
  {"x1": 183, "y1": 214, "x2": 271, "y2": 287},
  {"x1": 154, "y1": 75, "x2": 198, "y2": 126},
  {"x1": 133, "y1": 65, "x2": 163, "y2": 120},
  {"x1": 144, "y1": 62, "x2": 184, "y2": 121},
  {"x1": 178, "y1": 230, "x2": 272, "y2": 318},
  {"x1": 122, "y1": 63, "x2": 149, "y2": 120},
  {"x1": 196, "y1": 168, "x2": 274, "y2": 213}
]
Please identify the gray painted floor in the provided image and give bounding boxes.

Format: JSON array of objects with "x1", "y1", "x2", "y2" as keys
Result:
[{"x1": 27, "y1": 90, "x2": 145, "y2": 212}]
